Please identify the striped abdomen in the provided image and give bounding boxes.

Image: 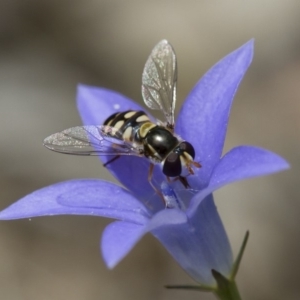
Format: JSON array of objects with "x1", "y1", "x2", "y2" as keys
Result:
[{"x1": 103, "y1": 110, "x2": 151, "y2": 143}]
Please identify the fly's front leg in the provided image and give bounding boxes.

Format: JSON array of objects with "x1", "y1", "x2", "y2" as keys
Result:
[
  {"x1": 166, "y1": 175, "x2": 191, "y2": 189},
  {"x1": 178, "y1": 176, "x2": 190, "y2": 189}
]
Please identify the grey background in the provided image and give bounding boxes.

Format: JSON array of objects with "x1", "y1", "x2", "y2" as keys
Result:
[{"x1": 0, "y1": 1, "x2": 299, "y2": 299}]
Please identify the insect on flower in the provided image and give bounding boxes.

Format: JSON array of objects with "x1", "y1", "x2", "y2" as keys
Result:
[{"x1": 43, "y1": 40, "x2": 201, "y2": 202}]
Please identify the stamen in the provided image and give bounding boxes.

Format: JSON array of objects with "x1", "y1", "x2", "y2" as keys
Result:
[{"x1": 161, "y1": 181, "x2": 183, "y2": 209}]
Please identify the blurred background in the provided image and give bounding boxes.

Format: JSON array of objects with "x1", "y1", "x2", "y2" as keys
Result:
[{"x1": 0, "y1": 1, "x2": 299, "y2": 299}]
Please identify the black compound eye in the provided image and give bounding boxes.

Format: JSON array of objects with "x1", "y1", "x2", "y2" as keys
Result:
[
  {"x1": 163, "y1": 153, "x2": 182, "y2": 177},
  {"x1": 179, "y1": 142, "x2": 195, "y2": 159}
]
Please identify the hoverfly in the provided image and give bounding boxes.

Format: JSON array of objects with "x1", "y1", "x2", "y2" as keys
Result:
[{"x1": 44, "y1": 40, "x2": 201, "y2": 203}]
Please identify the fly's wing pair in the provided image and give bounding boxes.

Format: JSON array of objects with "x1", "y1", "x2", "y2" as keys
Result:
[
  {"x1": 44, "y1": 40, "x2": 177, "y2": 156},
  {"x1": 43, "y1": 125, "x2": 143, "y2": 157},
  {"x1": 142, "y1": 39, "x2": 177, "y2": 130}
]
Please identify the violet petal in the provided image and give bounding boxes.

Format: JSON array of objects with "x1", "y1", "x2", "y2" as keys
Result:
[
  {"x1": 77, "y1": 85, "x2": 149, "y2": 125},
  {"x1": 101, "y1": 221, "x2": 145, "y2": 268},
  {"x1": 189, "y1": 146, "x2": 289, "y2": 213},
  {"x1": 176, "y1": 40, "x2": 254, "y2": 189},
  {"x1": 77, "y1": 85, "x2": 164, "y2": 211},
  {"x1": 146, "y1": 207, "x2": 188, "y2": 229},
  {"x1": 152, "y1": 195, "x2": 233, "y2": 285},
  {"x1": 101, "y1": 208, "x2": 188, "y2": 269},
  {"x1": 0, "y1": 179, "x2": 149, "y2": 224}
]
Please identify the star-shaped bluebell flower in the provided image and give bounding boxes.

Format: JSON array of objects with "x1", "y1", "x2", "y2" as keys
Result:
[{"x1": 0, "y1": 40, "x2": 288, "y2": 286}]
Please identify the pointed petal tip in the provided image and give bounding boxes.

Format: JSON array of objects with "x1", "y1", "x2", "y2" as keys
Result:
[
  {"x1": 0, "y1": 203, "x2": 31, "y2": 221},
  {"x1": 76, "y1": 84, "x2": 94, "y2": 109},
  {"x1": 276, "y1": 162, "x2": 290, "y2": 175},
  {"x1": 105, "y1": 260, "x2": 117, "y2": 270},
  {"x1": 76, "y1": 83, "x2": 101, "y2": 97},
  {"x1": 278, "y1": 157, "x2": 290, "y2": 171},
  {"x1": 235, "y1": 39, "x2": 254, "y2": 66},
  {"x1": 77, "y1": 83, "x2": 86, "y2": 89},
  {"x1": 101, "y1": 221, "x2": 146, "y2": 270},
  {"x1": 254, "y1": 148, "x2": 290, "y2": 174},
  {"x1": 245, "y1": 38, "x2": 255, "y2": 47},
  {"x1": 244, "y1": 38, "x2": 254, "y2": 55},
  {"x1": 0, "y1": 210, "x2": 13, "y2": 220},
  {"x1": 77, "y1": 83, "x2": 91, "y2": 94},
  {"x1": 76, "y1": 83, "x2": 114, "y2": 99}
]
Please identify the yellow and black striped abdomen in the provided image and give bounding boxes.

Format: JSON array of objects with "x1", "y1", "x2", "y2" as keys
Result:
[{"x1": 103, "y1": 110, "x2": 151, "y2": 142}]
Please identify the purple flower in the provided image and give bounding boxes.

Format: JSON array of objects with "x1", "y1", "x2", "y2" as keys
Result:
[{"x1": 0, "y1": 40, "x2": 288, "y2": 286}]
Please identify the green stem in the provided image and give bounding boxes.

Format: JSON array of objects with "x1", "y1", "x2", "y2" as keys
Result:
[{"x1": 213, "y1": 278, "x2": 241, "y2": 300}]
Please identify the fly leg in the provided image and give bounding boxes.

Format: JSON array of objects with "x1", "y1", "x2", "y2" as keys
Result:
[
  {"x1": 103, "y1": 155, "x2": 120, "y2": 167},
  {"x1": 103, "y1": 140, "x2": 130, "y2": 167},
  {"x1": 167, "y1": 175, "x2": 191, "y2": 189},
  {"x1": 148, "y1": 163, "x2": 166, "y2": 206},
  {"x1": 178, "y1": 176, "x2": 190, "y2": 189},
  {"x1": 172, "y1": 160, "x2": 201, "y2": 188}
]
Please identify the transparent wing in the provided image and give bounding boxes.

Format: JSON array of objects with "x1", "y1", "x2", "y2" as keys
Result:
[
  {"x1": 142, "y1": 40, "x2": 177, "y2": 129},
  {"x1": 43, "y1": 125, "x2": 143, "y2": 156}
]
